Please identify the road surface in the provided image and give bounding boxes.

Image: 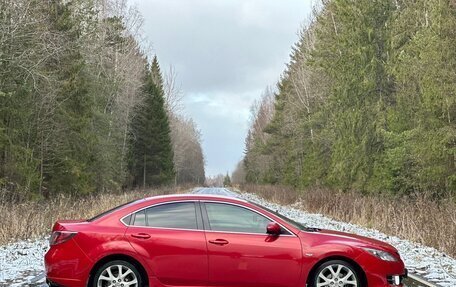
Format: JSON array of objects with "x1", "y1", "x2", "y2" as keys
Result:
[{"x1": 192, "y1": 187, "x2": 239, "y2": 197}]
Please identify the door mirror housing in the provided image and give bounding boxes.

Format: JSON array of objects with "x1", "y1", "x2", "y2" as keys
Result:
[{"x1": 266, "y1": 222, "x2": 281, "y2": 236}]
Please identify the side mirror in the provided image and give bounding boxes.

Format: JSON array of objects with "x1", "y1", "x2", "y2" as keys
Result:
[{"x1": 266, "y1": 222, "x2": 281, "y2": 236}]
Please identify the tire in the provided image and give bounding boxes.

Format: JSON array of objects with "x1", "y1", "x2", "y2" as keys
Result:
[
  {"x1": 91, "y1": 260, "x2": 142, "y2": 287},
  {"x1": 312, "y1": 260, "x2": 360, "y2": 287}
]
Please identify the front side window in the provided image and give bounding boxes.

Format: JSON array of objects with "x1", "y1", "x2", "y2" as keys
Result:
[
  {"x1": 250, "y1": 202, "x2": 306, "y2": 230},
  {"x1": 132, "y1": 202, "x2": 198, "y2": 230},
  {"x1": 204, "y1": 203, "x2": 271, "y2": 234}
]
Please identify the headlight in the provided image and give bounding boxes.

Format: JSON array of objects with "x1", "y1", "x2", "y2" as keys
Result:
[{"x1": 362, "y1": 247, "x2": 398, "y2": 262}]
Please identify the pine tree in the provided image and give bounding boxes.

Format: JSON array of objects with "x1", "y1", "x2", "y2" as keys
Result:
[
  {"x1": 242, "y1": 0, "x2": 454, "y2": 196},
  {"x1": 1, "y1": 0, "x2": 190, "y2": 198},
  {"x1": 223, "y1": 173, "x2": 231, "y2": 187},
  {"x1": 43, "y1": 0, "x2": 98, "y2": 195},
  {"x1": 385, "y1": 0, "x2": 456, "y2": 194},
  {"x1": 129, "y1": 56, "x2": 174, "y2": 188}
]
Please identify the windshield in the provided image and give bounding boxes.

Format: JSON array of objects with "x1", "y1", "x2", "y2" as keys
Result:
[{"x1": 250, "y1": 201, "x2": 307, "y2": 230}]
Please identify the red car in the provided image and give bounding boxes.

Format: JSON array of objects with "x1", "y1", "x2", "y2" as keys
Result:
[{"x1": 45, "y1": 194, "x2": 407, "y2": 287}]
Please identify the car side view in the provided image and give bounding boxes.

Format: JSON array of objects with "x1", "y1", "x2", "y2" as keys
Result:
[{"x1": 45, "y1": 194, "x2": 407, "y2": 287}]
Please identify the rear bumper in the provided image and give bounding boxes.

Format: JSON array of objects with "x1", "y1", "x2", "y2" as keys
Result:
[
  {"x1": 44, "y1": 239, "x2": 92, "y2": 287},
  {"x1": 46, "y1": 278, "x2": 62, "y2": 287},
  {"x1": 46, "y1": 278, "x2": 83, "y2": 287}
]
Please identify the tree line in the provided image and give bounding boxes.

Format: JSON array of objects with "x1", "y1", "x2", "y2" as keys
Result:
[
  {"x1": 238, "y1": 0, "x2": 455, "y2": 197},
  {"x1": 0, "y1": 0, "x2": 205, "y2": 199}
]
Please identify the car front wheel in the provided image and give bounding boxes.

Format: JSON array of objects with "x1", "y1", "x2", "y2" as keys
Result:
[
  {"x1": 92, "y1": 260, "x2": 142, "y2": 287},
  {"x1": 313, "y1": 260, "x2": 360, "y2": 287}
]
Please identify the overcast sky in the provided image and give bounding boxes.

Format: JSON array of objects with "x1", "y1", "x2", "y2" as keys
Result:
[{"x1": 129, "y1": 0, "x2": 313, "y2": 177}]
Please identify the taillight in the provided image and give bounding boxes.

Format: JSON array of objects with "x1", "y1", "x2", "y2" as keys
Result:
[{"x1": 49, "y1": 231, "x2": 77, "y2": 246}]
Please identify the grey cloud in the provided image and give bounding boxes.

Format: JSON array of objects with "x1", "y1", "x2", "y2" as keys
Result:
[{"x1": 130, "y1": 0, "x2": 312, "y2": 176}]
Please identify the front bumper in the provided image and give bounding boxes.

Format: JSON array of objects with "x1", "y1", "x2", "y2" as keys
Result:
[
  {"x1": 387, "y1": 269, "x2": 408, "y2": 286},
  {"x1": 356, "y1": 252, "x2": 407, "y2": 287}
]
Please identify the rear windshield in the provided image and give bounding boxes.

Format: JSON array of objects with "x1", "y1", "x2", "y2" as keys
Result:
[
  {"x1": 250, "y1": 201, "x2": 307, "y2": 230},
  {"x1": 87, "y1": 199, "x2": 139, "y2": 222}
]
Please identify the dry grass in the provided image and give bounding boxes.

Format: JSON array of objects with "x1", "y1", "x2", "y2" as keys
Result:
[
  {"x1": 240, "y1": 184, "x2": 456, "y2": 258},
  {"x1": 0, "y1": 186, "x2": 190, "y2": 245}
]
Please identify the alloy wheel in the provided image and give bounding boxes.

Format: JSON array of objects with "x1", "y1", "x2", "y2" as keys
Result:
[
  {"x1": 316, "y1": 263, "x2": 358, "y2": 287},
  {"x1": 97, "y1": 264, "x2": 138, "y2": 287}
]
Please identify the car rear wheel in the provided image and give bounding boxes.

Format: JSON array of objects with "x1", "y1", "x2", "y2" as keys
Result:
[
  {"x1": 313, "y1": 260, "x2": 360, "y2": 287},
  {"x1": 92, "y1": 260, "x2": 142, "y2": 287}
]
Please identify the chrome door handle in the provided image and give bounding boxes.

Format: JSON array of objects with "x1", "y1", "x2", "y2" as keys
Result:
[
  {"x1": 209, "y1": 239, "x2": 229, "y2": 245},
  {"x1": 131, "y1": 233, "x2": 151, "y2": 239}
]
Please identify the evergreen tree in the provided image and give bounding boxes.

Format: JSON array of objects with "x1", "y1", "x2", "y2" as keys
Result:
[
  {"x1": 1, "y1": 0, "x2": 201, "y2": 198},
  {"x1": 242, "y1": 0, "x2": 454, "y2": 196},
  {"x1": 384, "y1": 0, "x2": 456, "y2": 194},
  {"x1": 44, "y1": 0, "x2": 98, "y2": 195},
  {"x1": 223, "y1": 173, "x2": 231, "y2": 187},
  {"x1": 129, "y1": 56, "x2": 174, "y2": 188},
  {"x1": 312, "y1": 0, "x2": 395, "y2": 192}
]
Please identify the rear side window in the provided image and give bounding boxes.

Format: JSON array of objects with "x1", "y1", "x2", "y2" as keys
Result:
[
  {"x1": 132, "y1": 202, "x2": 198, "y2": 230},
  {"x1": 121, "y1": 214, "x2": 132, "y2": 225},
  {"x1": 133, "y1": 209, "x2": 146, "y2": 226}
]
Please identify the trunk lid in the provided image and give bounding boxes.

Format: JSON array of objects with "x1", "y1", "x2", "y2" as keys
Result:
[{"x1": 51, "y1": 219, "x2": 86, "y2": 232}]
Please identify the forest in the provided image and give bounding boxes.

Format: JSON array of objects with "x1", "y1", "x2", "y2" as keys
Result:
[
  {"x1": 0, "y1": 0, "x2": 205, "y2": 199},
  {"x1": 237, "y1": 0, "x2": 456, "y2": 197}
]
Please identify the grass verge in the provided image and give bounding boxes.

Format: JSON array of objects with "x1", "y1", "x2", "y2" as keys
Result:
[
  {"x1": 240, "y1": 184, "x2": 456, "y2": 258},
  {"x1": 0, "y1": 186, "x2": 190, "y2": 245}
]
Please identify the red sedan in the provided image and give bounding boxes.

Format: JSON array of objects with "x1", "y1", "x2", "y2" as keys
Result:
[{"x1": 45, "y1": 194, "x2": 407, "y2": 287}]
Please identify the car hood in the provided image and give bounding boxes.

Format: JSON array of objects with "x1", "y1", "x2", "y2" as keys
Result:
[{"x1": 303, "y1": 228, "x2": 398, "y2": 254}]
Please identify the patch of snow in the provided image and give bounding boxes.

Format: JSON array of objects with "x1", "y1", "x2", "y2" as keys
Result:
[
  {"x1": 0, "y1": 238, "x2": 48, "y2": 286},
  {"x1": 239, "y1": 192, "x2": 456, "y2": 287}
]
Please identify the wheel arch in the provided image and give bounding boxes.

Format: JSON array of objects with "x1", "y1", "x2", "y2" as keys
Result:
[
  {"x1": 87, "y1": 253, "x2": 149, "y2": 287},
  {"x1": 305, "y1": 256, "x2": 367, "y2": 287}
]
